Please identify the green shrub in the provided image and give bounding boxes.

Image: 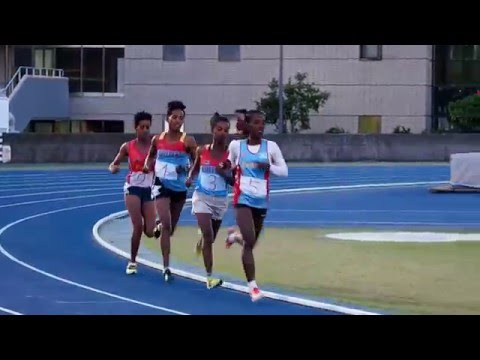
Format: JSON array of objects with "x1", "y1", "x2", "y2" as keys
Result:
[{"x1": 448, "y1": 93, "x2": 480, "y2": 131}]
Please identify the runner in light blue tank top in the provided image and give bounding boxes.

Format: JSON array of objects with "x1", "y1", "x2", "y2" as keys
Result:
[
  {"x1": 222, "y1": 110, "x2": 288, "y2": 302},
  {"x1": 234, "y1": 138, "x2": 270, "y2": 209},
  {"x1": 154, "y1": 131, "x2": 190, "y2": 193}
]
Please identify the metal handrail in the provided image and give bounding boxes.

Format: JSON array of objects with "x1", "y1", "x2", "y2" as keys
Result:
[{"x1": 0, "y1": 66, "x2": 65, "y2": 97}]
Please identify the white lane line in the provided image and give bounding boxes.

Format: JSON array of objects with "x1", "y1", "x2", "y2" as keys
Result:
[
  {"x1": 0, "y1": 306, "x2": 23, "y2": 315},
  {"x1": 0, "y1": 179, "x2": 122, "y2": 189},
  {"x1": 0, "y1": 193, "x2": 121, "y2": 208},
  {"x1": 0, "y1": 184, "x2": 116, "y2": 193},
  {"x1": 0, "y1": 188, "x2": 118, "y2": 199},
  {"x1": 0, "y1": 200, "x2": 188, "y2": 316}
]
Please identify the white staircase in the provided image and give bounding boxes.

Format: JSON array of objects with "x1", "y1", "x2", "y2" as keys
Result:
[{"x1": 1, "y1": 66, "x2": 65, "y2": 98}]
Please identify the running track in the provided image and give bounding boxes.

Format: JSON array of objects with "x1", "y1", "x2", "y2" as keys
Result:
[{"x1": 0, "y1": 165, "x2": 451, "y2": 315}]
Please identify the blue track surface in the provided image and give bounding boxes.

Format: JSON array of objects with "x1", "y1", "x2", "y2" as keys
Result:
[{"x1": 0, "y1": 164, "x2": 473, "y2": 315}]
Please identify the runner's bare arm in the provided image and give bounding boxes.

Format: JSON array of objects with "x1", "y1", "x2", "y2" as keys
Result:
[
  {"x1": 185, "y1": 135, "x2": 198, "y2": 164},
  {"x1": 143, "y1": 135, "x2": 157, "y2": 172},
  {"x1": 219, "y1": 170, "x2": 235, "y2": 186},
  {"x1": 109, "y1": 142, "x2": 128, "y2": 174},
  {"x1": 186, "y1": 146, "x2": 203, "y2": 187}
]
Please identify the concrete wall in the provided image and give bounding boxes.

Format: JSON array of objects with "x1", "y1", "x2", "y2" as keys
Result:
[
  {"x1": 10, "y1": 76, "x2": 69, "y2": 131},
  {"x1": 70, "y1": 45, "x2": 433, "y2": 135},
  {"x1": 0, "y1": 46, "x2": 6, "y2": 87},
  {"x1": 4, "y1": 133, "x2": 480, "y2": 163}
]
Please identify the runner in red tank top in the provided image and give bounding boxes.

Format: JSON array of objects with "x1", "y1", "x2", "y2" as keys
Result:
[
  {"x1": 186, "y1": 113, "x2": 233, "y2": 289},
  {"x1": 109, "y1": 111, "x2": 156, "y2": 275}
]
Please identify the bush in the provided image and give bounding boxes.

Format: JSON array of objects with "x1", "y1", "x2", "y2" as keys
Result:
[{"x1": 448, "y1": 93, "x2": 480, "y2": 131}]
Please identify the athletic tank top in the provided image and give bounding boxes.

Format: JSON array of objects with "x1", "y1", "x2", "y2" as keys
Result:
[
  {"x1": 195, "y1": 145, "x2": 229, "y2": 198},
  {"x1": 125, "y1": 139, "x2": 154, "y2": 188},
  {"x1": 154, "y1": 132, "x2": 190, "y2": 192},
  {"x1": 232, "y1": 139, "x2": 270, "y2": 209}
]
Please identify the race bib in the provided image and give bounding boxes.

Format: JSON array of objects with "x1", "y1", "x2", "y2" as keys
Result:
[
  {"x1": 155, "y1": 161, "x2": 178, "y2": 180},
  {"x1": 129, "y1": 172, "x2": 154, "y2": 187},
  {"x1": 239, "y1": 176, "x2": 267, "y2": 198},
  {"x1": 200, "y1": 173, "x2": 227, "y2": 192}
]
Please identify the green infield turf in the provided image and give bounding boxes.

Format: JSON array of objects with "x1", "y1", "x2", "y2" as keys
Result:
[{"x1": 143, "y1": 226, "x2": 480, "y2": 315}]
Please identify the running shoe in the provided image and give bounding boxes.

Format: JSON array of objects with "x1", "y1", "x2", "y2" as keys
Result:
[
  {"x1": 126, "y1": 262, "x2": 137, "y2": 275},
  {"x1": 206, "y1": 277, "x2": 223, "y2": 289},
  {"x1": 154, "y1": 220, "x2": 162, "y2": 239},
  {"x1": 163, "y1": 268, "x2": 173, "y2": 282},
  {"x1": 225, "y1": 227, "x2": 237, "y2": 249},
  {"x1": 250, "y1": 287, "x2": 263, "y2": 302}
]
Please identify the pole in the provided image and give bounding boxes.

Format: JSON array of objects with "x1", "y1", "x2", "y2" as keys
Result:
[{"x1": 278, "y1": 45, "x2": 284, "y2": 133}]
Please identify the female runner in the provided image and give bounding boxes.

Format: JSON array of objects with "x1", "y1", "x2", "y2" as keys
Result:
[
  {"x1": 109, "y1": 111, "x2": 156, "y2": 275},
  {"x1": 186, "y1": 113, "x2": 233, "y2": 289},
  {"x1": 143, "y1": 101, "x2": 197, "y2": 282},
  {"x1": 222, "y1": 110, "x2": 288, "y2": 301}
]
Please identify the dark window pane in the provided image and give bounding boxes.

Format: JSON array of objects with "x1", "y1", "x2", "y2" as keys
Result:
[
  {"x1": 82, "y1": 47, "x2": 103, "y2": 92},
  {"x1": 55, "y1": 47, "x2": 81, "y2": 92},
  {"x1": 14, "y1": 46, "x2": 32, "y2": 68},
  {"x1": 163, "y1": 45, "x2": 185, "y2": 61},
  {"x1": 104, "y1": 120, "x2": 124, "y2": 132},
  {"x1": 104, "y1": 48, "x2": 124, "y2": 93},
  {"x1": 218, "y1": 45, "x2": 240, "y2": 61},
  {"x1": 360, "y1": 45, "x2": 382, "y2": 60}
]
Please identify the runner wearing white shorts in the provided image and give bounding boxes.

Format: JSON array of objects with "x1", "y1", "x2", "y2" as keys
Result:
[{"x1": 186, "y1": 113, "x2": 232, "y2": 289}]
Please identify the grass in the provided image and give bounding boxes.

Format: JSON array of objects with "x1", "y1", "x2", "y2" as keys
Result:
[{"x1": 143, "y1": 226, "x2": 480, "y2": 315}]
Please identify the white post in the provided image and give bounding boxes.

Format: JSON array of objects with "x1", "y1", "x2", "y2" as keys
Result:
[{"x1": 0, "y1": 95, "x2": 8, "y2": 134}]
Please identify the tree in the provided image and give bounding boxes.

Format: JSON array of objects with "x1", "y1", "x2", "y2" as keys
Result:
[
  {"x1": 255, "y1": 72, "x2": 330, "y2": 133},
  {"x1": 448, "y1": 93, "x2": 480, "y2": 132}
]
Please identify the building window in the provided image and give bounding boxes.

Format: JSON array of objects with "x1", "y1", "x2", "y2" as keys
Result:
[
  {"x1": 82, "y1": 47, "x2": 103, "y2": 92},
  {"x1": 449, "y1": 45, "x2": 480, "y2": 61},
  {"x1": 55, "y1": 47, "x2": 82, "y2": 92},
  {"x1": 360, "y1": 45, "x2": 382, "y2": 60},
  {"x1": 163, "y1": 45, "x2": 186, "y2": 61},
  {"x1": 440, "y1": 45, "x2": 480, "y2": 85},
  {"x1": 13, "y1": 46, "x2": 124, "y2": 94},
  {"x1": 218, "y1": 45, "x2": 241, "y2": 62},
  {"x1": 358, "y1": 115, "x2": 382, "y2": 134}
]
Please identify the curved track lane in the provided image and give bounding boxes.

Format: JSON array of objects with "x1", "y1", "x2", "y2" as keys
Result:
[{"x1": 0, "y1": 168, "x2": 385, "y2": 315}]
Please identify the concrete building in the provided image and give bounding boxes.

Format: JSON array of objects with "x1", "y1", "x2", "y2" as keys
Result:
[{"x1": 0, "y1": 45, "x2": 466, "y2": 135}]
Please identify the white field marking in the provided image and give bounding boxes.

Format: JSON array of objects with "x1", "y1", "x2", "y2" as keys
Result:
[
  {"x1": 0, "y1": 188, "x2": 118, "y2": 199},
  {"x1": 0, "y1": 192, "x2": 121, "y2": 208},
  {"x1": 95, "y1": 181, "x2": 438, "y2": 316},
  {"x1": 241, "y1": 209, "x2": 480, "y2": 214},
  {"x1": 0, "y1": 199, "x2": 188, "y2": 316},
  {"x1": 325, "y1": 232, "x2": 480, "y2": 243},
  {"x1": 0, "y1": 306, "x2": 23, "y2": 315},
  {"x1": 284, "y1": 181, "x2": 445, "y2": 192},
  {"x1": 167, "y1": 219, "x2": 479, "y2": 227},
  {"x1": 245, "y1": 220, "x2": 480, "y2": 226}
]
